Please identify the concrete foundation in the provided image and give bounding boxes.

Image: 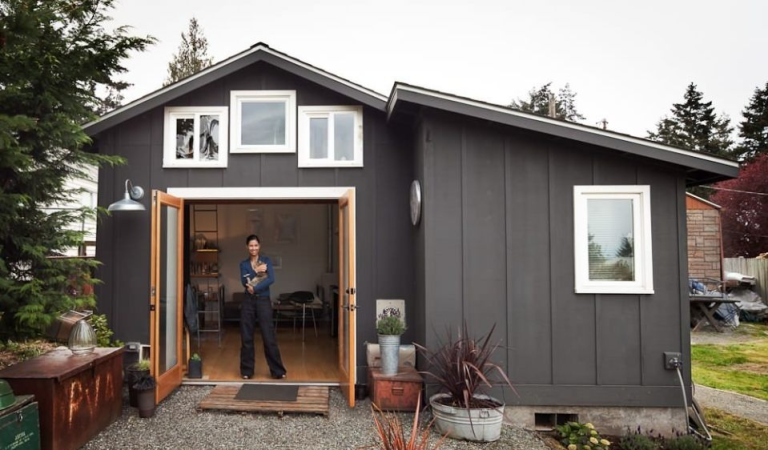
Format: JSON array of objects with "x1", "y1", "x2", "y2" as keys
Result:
[{"x1": 504, "y1": 405, "x2": 687, "y2": 437}]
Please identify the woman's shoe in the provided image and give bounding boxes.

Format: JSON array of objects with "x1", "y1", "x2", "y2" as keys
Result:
[
  {"x1": 242, "y1": 375, "x2": 251, "y2": 380},
  {"x1": 272, "y1": 373, "x2": 286, "y2": 379}
]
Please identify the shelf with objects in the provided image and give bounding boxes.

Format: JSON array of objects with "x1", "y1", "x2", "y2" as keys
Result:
[{"x1": 190, "y1": 205, "x2": 224, "y2": 347}]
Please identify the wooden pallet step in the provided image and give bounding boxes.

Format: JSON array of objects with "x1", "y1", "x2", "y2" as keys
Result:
[{"x1": 198, "y1": 385, "x2": 330, "y2": 416}]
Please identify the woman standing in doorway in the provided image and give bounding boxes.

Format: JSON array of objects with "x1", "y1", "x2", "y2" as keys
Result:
[{"x1": 239, "y1": 234, "x2": 287, "y2": 380}]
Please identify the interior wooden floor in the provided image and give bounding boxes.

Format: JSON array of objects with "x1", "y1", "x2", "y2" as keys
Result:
[{"x1": 188, "y1": 322, "x2": 341, "y2": 383}]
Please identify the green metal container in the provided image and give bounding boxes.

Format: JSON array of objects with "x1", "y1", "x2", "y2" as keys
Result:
[
  {"x1": 0, "y1": 394, "x2": 40, "y2": 450},
  {"x1": 0, "y1": 380, "x2": 16, "y2": 410}
]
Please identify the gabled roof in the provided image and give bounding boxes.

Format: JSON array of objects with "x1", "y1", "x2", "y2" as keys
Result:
[
  {"x1": 387, "y1": 83, "x2": 740, "y2": 186},
  {"x1": 83, "y1": 43, "x2": 388, "y2": 136}
]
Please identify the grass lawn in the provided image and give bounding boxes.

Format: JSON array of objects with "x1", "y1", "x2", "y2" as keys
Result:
[
  {"x1": 691, "y1": 323, "x2": 768, "y2": 401},
  {"x1": 707, "y1": 407, "x2": 768, "y2": 450}
]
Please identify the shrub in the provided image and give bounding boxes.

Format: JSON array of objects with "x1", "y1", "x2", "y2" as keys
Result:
[
  {"x1": 90, "y1": 314, "x2": 123, "y2": 347},
  {"x1": 190, "y1": 353, "x2": 201, "y2": 361},
  {"x1": 555, "y1": 422, "x2": 611, "y2": 450},
  {"x1": 619, "y1": 428, "x2": 660, "y2": 450},
  {"x1": 664, "y1": 434, "x2": 708, "y2": 450},
  {"x1": 415, "y1": 322, "x2": 514, "y2": 410},
  {"x1": 376, "y1": 308, "x2": 406, "y2": 336}
]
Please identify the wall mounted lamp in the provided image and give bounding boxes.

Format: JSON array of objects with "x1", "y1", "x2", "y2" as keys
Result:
[{"x1": 108, "y1": 179, "x2": 145, "y2": 212}]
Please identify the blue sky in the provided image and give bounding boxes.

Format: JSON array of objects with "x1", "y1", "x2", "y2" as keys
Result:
[{"x1": 109, "y1": 0, "x2": 768, "y2": 139}]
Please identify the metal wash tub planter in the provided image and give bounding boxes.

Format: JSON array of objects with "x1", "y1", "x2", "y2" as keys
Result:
[{"x1": 430, "y1": 393, "x2": 505, "y2": 442}]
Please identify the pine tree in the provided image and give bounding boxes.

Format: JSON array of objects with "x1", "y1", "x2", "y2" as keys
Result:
[
  {"x1": 0, "y1": 0, "x2": 153, "y2": 337},
  {"x1": 647, "y1": 83, "x2": 734, "y2": 159},
  {"x1": 164, "y1": 17, "x2": 214, "y2": 86},
  {"x1": 733, "y1": 82, "x2": 768, "y2": 162},
  {"x1": 509, "y1": 82, "x2": 586, "y2": 122}
]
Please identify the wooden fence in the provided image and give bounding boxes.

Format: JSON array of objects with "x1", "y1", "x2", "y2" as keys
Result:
[{"x1": 724, "y1": 258, "x2": 768, "y2": 301}]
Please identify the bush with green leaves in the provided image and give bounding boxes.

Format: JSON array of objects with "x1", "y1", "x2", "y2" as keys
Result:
[
  {"x1": 555, "y1": 421, "x2": 612, "y2": 450},
  {"x1": 619, "y1": 428, "x2": 659, "y2": 450},
  {"x1": 376, "y1": 308, "x2": 406, "y2": 335},
  {"x1": 90, "y1": 314, "x2": 123, "y2": 347},
  {"x1": 190, "y1": 353, "x2": 201, "y2": 361},
  {"x1": 664, "y1": 434, "x2": 708, "y2": 450}
]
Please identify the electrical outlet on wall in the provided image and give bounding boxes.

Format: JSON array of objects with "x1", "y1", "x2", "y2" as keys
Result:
[
  {"x1": 376, "y1": 299, "x2": 406, "y2": 325},
  {"x1": 664, "y1": 351, "x2": 682, "y2": 370}
]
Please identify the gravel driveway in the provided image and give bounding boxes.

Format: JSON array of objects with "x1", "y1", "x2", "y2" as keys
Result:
[{"x1": 83, "y1": 386, "x2": 551, "y2": 450}]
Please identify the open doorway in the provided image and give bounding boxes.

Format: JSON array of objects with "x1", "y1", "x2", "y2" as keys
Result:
[{"x1": 186, "y1": 201, "x2": 340, "y2": 383}]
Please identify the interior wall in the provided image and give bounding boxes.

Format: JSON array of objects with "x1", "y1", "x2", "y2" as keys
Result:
[{"x1": 197, "y1": 203, "x2": 332, "y2": 303}]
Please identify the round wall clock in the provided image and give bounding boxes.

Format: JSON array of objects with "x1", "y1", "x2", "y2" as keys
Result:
[{"x1": 410, "y1": 180, "x2": 422, "y2": 226}]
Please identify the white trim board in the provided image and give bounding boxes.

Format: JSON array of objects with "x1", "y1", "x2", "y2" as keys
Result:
[{"x1": 167, "y1": 187, "x2": 354, "y2": 200}]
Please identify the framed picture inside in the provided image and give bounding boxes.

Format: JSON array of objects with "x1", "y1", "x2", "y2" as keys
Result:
[
  {"x1": 275, "y1": 213, "x2": 298, "y2": 243},
  {"x1": 270, "y1": 254, "x2": 283, "y2": 270}
]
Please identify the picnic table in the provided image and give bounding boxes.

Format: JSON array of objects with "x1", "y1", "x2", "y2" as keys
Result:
[{"x1": 690, "y1": 278, "x2": 739, "y2": 333}]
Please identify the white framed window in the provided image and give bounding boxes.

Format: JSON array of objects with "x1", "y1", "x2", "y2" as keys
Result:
[
  {"x1": 163, "y1": 107, "x2": 228, "y2": 168},
  {"x1": 574, "y1": 185, "x2": 653, "y2": 294},
  {"x1": 298, "y1": 105, "x2": 363, "y2": 167},
  {"x1": 230, "y1": 90, "x2": 296, "y2": 153}
]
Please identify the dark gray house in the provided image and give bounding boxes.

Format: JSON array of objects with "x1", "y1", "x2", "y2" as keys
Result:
[{"x1": 84, "y1": 43, "x2": 738, "y2": 432}]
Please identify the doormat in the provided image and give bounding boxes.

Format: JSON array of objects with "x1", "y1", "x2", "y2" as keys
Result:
[{"x1": 235, "y1": 384, "x2": 299, "y2": 402}]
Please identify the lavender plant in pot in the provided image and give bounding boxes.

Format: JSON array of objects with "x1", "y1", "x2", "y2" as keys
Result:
[
  {"x1": 415, "y1": 322, "x2": 515, "y2": 443},
  {"x1": 376, "y1": 308, "x2": 406, "y2": 376}
]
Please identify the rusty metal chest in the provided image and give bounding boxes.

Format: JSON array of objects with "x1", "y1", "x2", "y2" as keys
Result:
[{"x1": 368, "y1": 366, "x2": 423, "y2": 411}]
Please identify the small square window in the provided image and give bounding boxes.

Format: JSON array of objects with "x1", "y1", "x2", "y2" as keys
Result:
[
  {"x1": 298, "y1": 106, "x2": 363, "y2": 167},
  {"x1": 574, "y1": 186, "x2": 653, "y2": 294},
  {"x1": 163, "y1": 107, "x2": 228, "y2": 168},
  {"x1": 230, "y1": 90, "x2": 296, "y2": 153}
]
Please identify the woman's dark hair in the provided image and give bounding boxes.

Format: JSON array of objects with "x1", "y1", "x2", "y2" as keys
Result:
[{"x1": 245, "y1": 234, "x2": 260, "y2": 244}]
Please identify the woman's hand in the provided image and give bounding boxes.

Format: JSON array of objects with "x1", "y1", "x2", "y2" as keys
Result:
[
  {"x1": 256, "y1": 263, "x2": 267, "y2": 274},
  {"x1": 246, "y1": 285, "x2": 254, "y2": 295}
]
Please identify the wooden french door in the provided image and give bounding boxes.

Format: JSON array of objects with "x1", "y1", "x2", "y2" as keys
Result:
[
  {"x1": 338, "y1": 189, "x2": 357, "y2": 407},
  {"x1": 150, "y1": 191, "x2": 184, "y2": 403}
]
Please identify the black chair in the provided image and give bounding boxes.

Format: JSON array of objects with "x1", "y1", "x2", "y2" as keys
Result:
[{"x1": 289, "y1": 291, "x2": 318, "y2": 341}]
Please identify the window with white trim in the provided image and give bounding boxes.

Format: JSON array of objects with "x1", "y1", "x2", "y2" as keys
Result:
[
  {"x1": 298, "y1": 105, "x2": 363, "y2": 167},
  {"x1": 230, "y1": 90, "x2": 296, "y2": 153},
  {"x1": 163, "y1": 107, "x2": 228, "y2": 168},
  {"x1": 574, "y1": 185, "x2": 653, "y2": 294}
]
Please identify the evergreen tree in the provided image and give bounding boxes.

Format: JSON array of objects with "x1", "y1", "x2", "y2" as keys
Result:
[
  {"x1": 733, "y1": 82, "x2": 768, "y2": 162},
  {"x1": 647, "y1": 83, "x2": 734, "y2": 159},
  {"x1": 509, "y1": 82, "x2": 586, "y2": 122},
  {"x1": 0, "y1": 0, "x2": 153, "y2": 337},
  {"x1": 164, "y1": 17, "x2": 213, "y2": 86}
]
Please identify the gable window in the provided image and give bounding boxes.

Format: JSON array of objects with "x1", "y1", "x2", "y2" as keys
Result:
[
  {"x1": 574, "y1": 185, "x2": 653, "y2": 294},
  {"x1": 298, "y1": 106, "x2": 363, "y2": 167},
  {"x1": 163, "y1": 107, "x2": 228, "y2": 168},
  {"x1": 230, "y1": 90, "x2": 296, "y2": 153}
]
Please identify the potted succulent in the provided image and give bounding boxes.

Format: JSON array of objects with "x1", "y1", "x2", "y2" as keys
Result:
[
  {"x1": 188, "y1": 353, "x2": 203, "y2": 378},
  {"x1": 132, "y1": 374, "x2": 157, "y2": 418},
  {"x1": 415, "y1": 323, "x2": 514, "y2": 443},
  {"x1": 376, "y1": 308, "x2": 406, "y2": 376},
  {"x1": 125, "y1": 359, "x2": 150, "y2": 407}
]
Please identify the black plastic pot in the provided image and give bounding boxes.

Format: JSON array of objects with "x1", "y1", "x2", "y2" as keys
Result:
[
  {"x1": 188, "y1": 359, "x2": 203, "y2": 378},
  {"x1": 135, "y1": 386, "x2": 156, "y2": 418},
  {"x1": 125, "y1": 367, "x2": 149, "y2": 407}
]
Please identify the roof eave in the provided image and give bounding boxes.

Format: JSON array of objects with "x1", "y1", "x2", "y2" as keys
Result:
[
  {"x1": 388, "y1": 83, "x2": 740, "y2": 185},
  {"x1": 84, "y1": 45, "x2": 387, "y2": 136}
]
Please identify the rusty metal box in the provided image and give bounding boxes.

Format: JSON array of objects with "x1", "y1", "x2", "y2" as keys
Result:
[
  {"x1": 0, "y1": 348, "x2": 123, "y2": 450},
  {"x1": 368, "y1": 366, "x2": 423, "y2": 411}
]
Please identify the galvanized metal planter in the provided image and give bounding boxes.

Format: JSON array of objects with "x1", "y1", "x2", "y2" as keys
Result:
[
  {"x1": 377, "y1": 334, "x2": 400, "y2": 375},
  {"x1": 430, "y1": 393, "x2": 505, "y2": 442}
]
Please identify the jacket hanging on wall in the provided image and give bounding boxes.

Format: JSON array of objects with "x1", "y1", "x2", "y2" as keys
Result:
[{"x1": 184, "y1": 284, "x2": 199, "y2": 333}]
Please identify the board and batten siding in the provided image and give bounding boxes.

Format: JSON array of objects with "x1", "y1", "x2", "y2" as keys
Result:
[
  {"x1": 94, "y1": 62, "x2": 415, "y2": 379},
  {"x1": 417, "y1": 109, "x2": 690, "y2": 408}
]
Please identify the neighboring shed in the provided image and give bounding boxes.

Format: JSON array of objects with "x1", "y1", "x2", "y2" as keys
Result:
[{"x1": 686, "y1": 193, "x2": 723, "y2": 281}]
